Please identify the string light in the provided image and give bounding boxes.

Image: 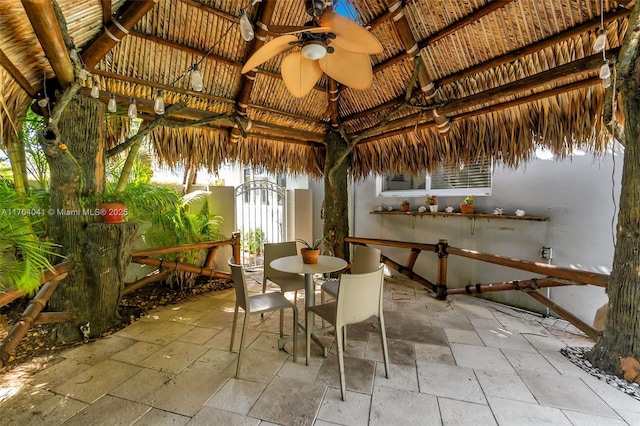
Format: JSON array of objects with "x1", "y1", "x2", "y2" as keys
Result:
[
  {"x1": 90, "y1": 77, "x2": 100, "y2": 98},
  {"x1": 154, "y1": 89, "x2": 165, "y2": 114},
  {"x1": 190, "y1": 64, "x2": 203, "y2": 92},
  {"x1": 602, "y1": 76, "x2": 611, "y2": 89},
  {"x1": 127, "y1": 98, "x2": 137, "y2": 119},
  {"x1": 593, "y1": 0, "x2": 606, "y2": 52},
  {"x1": 239, "y1": 9, "x2": 255, "y2": 41},
  {"x1": 599, "y1": 60, "x2": 611, "y2": 80},
  {"x1": 108, "y1": 93, "x2": 117, "y2": 113}
]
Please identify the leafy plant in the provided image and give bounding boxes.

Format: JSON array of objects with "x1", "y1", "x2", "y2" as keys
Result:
[
  {"x1": 297, "y1": 237, "x2": 325, "y2": 250},
  {"x1": 463, "y1": 195, "x2": 476, "y2": 205},
  {"x1": 427, "y1": 195, "x2": 437, "y2": 205},
  {"x1": 243, "y1": 228, "x2": 266, "y2": 254},
  {"x1": 401, "y1": 199, "x2": 410, "y2": 207},
  {"x1": 0, "y1": 180, "x2": 60, "y2": 293}
]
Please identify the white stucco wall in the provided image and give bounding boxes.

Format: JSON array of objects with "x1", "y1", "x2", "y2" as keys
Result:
[{"x1": 345, "y1": 145, "x2": 622, "y2": 325}]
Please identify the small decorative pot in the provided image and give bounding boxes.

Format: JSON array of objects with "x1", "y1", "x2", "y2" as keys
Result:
[
  {"x1": 401, "y1": 205, "x2": 410, "y2": 212},
  {"x1": 429, "y1": 205, "x2": 438, "y2": 213},
  {"x1": 99, "y1": 202, "x2": 126, "y2": 223},
  {"x1": 301, "y1": 248, "x2": 320, "y2": 264},
  {"x1": 460, "y1": 203, "x2": 475, "y2": 214}
]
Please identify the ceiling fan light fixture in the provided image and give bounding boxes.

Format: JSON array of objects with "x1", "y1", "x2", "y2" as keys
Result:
[{"x1": 302, "y1": 41, "x2": 327, "y2": 60}]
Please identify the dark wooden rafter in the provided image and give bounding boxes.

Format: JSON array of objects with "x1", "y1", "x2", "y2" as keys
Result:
[
  {"x1": 373, "y1": 0, "x2": 516, "y2": 75},
  {"x1": 101, "y1": 0, "x2": 112, "y2": 24},
  {"x1": 230, "y1": 0, "x2": 276, "y2": 143},
  {"x1": 359, "y1": 76, "x2": 601, "y2": 144},
  {"x1": 81, "y1": 0, "x2": 157, "y2": 69},
  {"x1": 20, "y1": 0, "x2": 74, "y2": 86},
  {"x1": 0, "y1": 48, "x2": 36, "y2": 97},
  {"x1": 179, "y1": 0, "x2": 236, "y2": 22}
]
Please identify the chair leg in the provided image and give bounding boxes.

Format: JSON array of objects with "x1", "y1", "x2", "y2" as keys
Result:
[
  {"x1": 379, "y1": 314, "x2": 390, "y2": 379},
  {"x1": 337, "y1": 325, "x2": 347, "y2": 401},
  {"x1": 292, "y1": 306, "x2": 298, "y2": 363},
  {"x1": 320, "y1": 290, "x2": 326, "y2": 328},
  {"x1": 305, "y1": 309, "x2": 312, "y2": 366},
  {"x1": 279, "y1": 308, "x2": 284, "y2": 338},
  {"x1": 230, "y1": 304, "x2": 239, "y2": 352},
  {"x1": 236, "y1": 312, "x2": 250, "y2": 379}
]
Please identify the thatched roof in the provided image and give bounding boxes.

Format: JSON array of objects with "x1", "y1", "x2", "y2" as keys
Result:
[{"x1": 0, "y1": 0, "x2": 632, "y2": 178}]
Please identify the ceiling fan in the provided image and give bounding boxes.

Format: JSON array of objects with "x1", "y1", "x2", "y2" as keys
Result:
[{"x1": 241, "y1": 0, "x2": 382, "y2": 98}]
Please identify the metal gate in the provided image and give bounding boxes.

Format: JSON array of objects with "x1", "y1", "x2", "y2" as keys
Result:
[{"x1": 235, "y1": 180, "x2": 287, "y2": 267}]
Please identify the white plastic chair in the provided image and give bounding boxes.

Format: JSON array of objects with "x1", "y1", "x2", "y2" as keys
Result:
[
  {"x1": 306, "y1": 265, "x2": 389, "y2": 400},
  {"x1": 229, "y1": 259, "x2": 298, "y2": 378},
  {"x1": 321, "y1": 244, "x2": 381, "y2": 302},
  {"x1": 263, "y1": 242, "x2": 306, "y2": 298}
]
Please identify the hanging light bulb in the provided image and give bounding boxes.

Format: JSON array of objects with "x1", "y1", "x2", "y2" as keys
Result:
[
  {"x1": 599, "y1": 61, "x2": 611, "y2": 80},
  {"x1": 128, "y1": 98, "x2": 137, "y2": 119},
  {"x1": 190, "y1": 64, "x2": 203, "y2": 92},
  {"x1": 154, "y1": 89, "x2": 165, "y2": 114},
  {"x1": 239, "y1": 9, "x2": 255, "y2": 42},
  {"x1": 602, "y1": 75, "x2": 611, "y2": 89},
  {"x1": 593, "y1": 30, "x2": 607, "y2": 52},
  {"x1": 90, "y1": 78, "x2": 100, "y2": 98},
  {"x1": 108, "y1": 94, "x2": 117, "y2": 113}
]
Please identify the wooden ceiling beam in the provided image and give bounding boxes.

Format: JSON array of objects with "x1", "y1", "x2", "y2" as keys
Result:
[
  {"x1": 91, "y1": 69, "x2": 324, "y2": 124},
  {"x1": 354, "y1": 50, "x2": 616, "y2": 139},
  {"x1": 178, "y1": 0, "x2": 237, "y2": 22},
  {"x1": 20, "y1": 0, "x2": 74, "y2": 87},
  {"x1": 358, "y1": 77, "x2": 601, "y2": 144},
  {"x1": 81, "y1": 0, "x2": 157, "y2": 69},
  {"x1": 0, "y1": 48, "x2": 36, "y2": 97}
]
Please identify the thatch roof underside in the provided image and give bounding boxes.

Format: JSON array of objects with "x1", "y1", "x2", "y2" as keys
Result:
[{"x1": 0, "y1": 0, "x2": 632, "y2": 178}]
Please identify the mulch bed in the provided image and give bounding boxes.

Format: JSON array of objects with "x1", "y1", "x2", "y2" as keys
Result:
[{"x1": 0, "y1": 276, "x2": 233, "y2": 373}]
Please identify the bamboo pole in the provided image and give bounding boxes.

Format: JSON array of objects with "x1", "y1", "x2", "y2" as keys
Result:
[
  {"x1": 132, "y1": 258, "x2": 231, "y2": 280},
  {"x1": 446, "y1": 277, "x2": 588, "y2": 295},
  {"x1": 0, "y1": 272, "x2": 68, "y2": 368},
  {"x1": 232, "y1": 232, "x2": 241, "y2": 264},
  {"x1": 202, "y1": 247, "x2": 218, "y2": 269},
  {"x1": 122, "y1": 269, "x2": 171, "y2": 296},
  {"x1": 345, "y1": 236, "x2": 437, "y2": 252},
  {"x1": 132, "y1": 240, "x2": 235, "y2": 258},
  {"x1": 446, "y1": 246, "x2": 609, "y2": 287},
  {"x1": 525, "y1": 290, "x2": 598, "y2": 340},
  {"x1": 21, "y1": 0, "x2": 74, "y2": 86},
  {"x1": 380, "y1": 254, "x2": 436, "y2": 292}
]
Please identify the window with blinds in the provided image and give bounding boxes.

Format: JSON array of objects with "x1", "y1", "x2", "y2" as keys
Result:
[{"x1": 378, "y1": 161, "x2": 492, "y2": 197}]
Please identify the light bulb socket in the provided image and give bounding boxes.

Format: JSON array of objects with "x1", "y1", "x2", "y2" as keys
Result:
[
  {"x1": 108, "y1": 94, "x2": 117, "y2": 113},
  {"x1": 37, "y1": 97, "x2": 49, "y2": 108}
]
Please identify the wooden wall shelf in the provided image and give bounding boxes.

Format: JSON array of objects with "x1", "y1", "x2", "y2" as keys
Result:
[{"x1": 370, "y1": 210, "x2": 549, "y2": 222}]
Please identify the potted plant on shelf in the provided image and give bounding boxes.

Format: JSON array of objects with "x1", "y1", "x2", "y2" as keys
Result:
[
  {"x1": 401, "y1": 199, "x2": 410, "y2": 212},
  {"x1": 460, "y1": 195, "x2": 476, "y2": 214},
  {"x1": 297, "y1": 237, "x2": 325, "y2": 264},
  {"x1": 97, "y1": 190, "x2": 127, "y2": 223},
  {"x1": 427, "y1": 195, "x2": 438, "y2": 212}
]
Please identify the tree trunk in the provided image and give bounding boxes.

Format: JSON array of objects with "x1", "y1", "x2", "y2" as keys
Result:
[
  {"x1": 323, "y1": 131, "x2": 350, "y2": 261},
  {"x1": 42, "y1": 96, "x2": 137, "y2": 342},
  {"x1": 587, "y1": 60, "x2": 640, "y2": 375}
]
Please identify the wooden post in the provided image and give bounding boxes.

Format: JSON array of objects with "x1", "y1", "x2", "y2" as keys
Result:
[
  {"x1": 232, "y1": 231, "x2": 241, "y2": 264},
  {"x1": 436, "y1": 239, "x2": 448, "y2": 299}
]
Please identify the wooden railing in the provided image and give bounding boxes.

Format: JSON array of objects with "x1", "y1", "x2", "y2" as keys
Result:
[
  {"x1": 127, "y1": 232, "x2": 241, "y2": 295},
  {"x1": 345, "y1": 236, "x2": 607, "y2": 340}
]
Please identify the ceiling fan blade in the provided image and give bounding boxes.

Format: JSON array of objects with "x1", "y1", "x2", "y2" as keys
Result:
[
  {"x1": 321, "y1": 10, "x2": 382, "y2": 54},
  {"x1": 267, "y1": 25, "x2": 332, "y2": 36},
  {"x1": 319, "y1": 46, "x2": 372, "y2": 90},
  {"x1": 241, "y1": 35, "x2": 298, "y2": 74},
  {"x1": 280, "y1": 51, "x2": 323, "y2": 98}
]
